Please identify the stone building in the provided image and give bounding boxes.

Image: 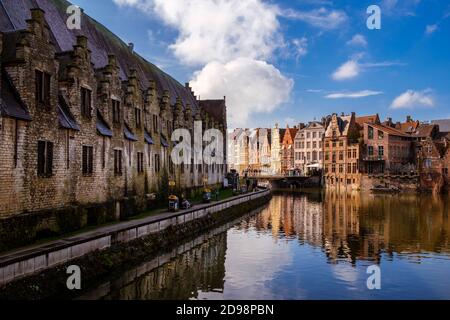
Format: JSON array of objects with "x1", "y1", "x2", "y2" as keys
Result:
[
  {"x1": 270, "y1": 124, "x2": 284, "y2": 175},
  {"x1": 247, "y1": 128, "x2": 271, "y2": 175},
  {"x1": 323, "y1": 113, "x2": 362, "y2": 190},
  {"x1": 294, "y1": 121, "x2": 325, "y2": 175},
  {"x1": 0, "y1": 1, "x2": 227, "y2": 249},
  {"x1": 281, "y1": 126, "x2": 298, "y2": 175}
]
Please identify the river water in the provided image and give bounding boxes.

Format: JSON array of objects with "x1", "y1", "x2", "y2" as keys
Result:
[{"x1": 78, "y1": 191, "x2": 450, "y2": 300}]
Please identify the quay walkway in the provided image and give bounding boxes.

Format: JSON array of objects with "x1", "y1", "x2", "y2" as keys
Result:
[{"x1": 0, "y1": 188, "x2": 271, "y2": 287}]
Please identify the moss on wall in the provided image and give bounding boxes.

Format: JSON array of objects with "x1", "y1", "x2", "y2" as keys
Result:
[{"x1": 0, "y1": 193, "x2": 272, "y2": 300}]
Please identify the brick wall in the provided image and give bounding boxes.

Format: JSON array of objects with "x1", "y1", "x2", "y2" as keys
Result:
[{"x1": 0, "y1": 9, "x2": 227, "y2": 224}]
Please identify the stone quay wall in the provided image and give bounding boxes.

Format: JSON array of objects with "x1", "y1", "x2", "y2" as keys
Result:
[{"x1": 0, "y1": 188, "x2": 271, "y2": 288}]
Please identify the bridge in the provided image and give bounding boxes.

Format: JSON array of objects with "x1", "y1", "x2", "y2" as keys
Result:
[{"x1": 246, "y1": 175, "x2": 322, "y2": 189}]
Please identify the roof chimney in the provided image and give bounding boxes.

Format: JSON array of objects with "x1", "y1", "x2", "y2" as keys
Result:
[
  {"x1": 128, "y1": 42, "x2": 134, "y2": 53},
  {"x1": 407, "y1": 115, "x2": 412, "y2": 122}
]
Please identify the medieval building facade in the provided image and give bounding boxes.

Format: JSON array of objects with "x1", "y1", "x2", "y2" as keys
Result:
[
  {"x1": 323, "y1": 113, "x2": 362, "y2": 190},
  {"x1": 294, "y1": 121, "x2": 325, "y2": 175},
  {"x1": 0, "y1": 2, "x2": 227, "y2": 236},
  {"x1": 281, "y1": 126, "x2": 298, "y2": 175}
]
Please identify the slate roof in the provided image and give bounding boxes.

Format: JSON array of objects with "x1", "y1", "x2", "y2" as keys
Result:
[
  {"x1": 0, "y1": 70, "x2": 32, "y2": 121},
  {"x1": 96, "y1": 110, "x2": 112, "y2": 137},
  {"x1": 144, "y1": 129, "x2": 154, "y2": 145},
  {"x1": 123, "y1": 123, "x2": 137, "y2": 141},
  {"x1": 432, "y1": 119, "x2": 450, "y2": 132},
  {"x1": 335, "y1": 115, "x2": 352, "y2": 135},
  {"x1": 58, "y1": 95, "x2": 80, "y2": 131},
  {"x1": 0, "y1": 0, "x2": 202, "y2": 115},
  {"x1": 160, "y1": 134, "x2": 169, "y2": 148}
]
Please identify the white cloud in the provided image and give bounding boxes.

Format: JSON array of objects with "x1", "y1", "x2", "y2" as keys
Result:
[
  {"x1": 115, "y1": 0, "x2": 282, "y2": 66},
  {"x1": 325, "y1": 90, "x2": 383, "y2": 99},
  {"x1": 361, "y1": 61, "x2": 407, "y2": 68},
  {"x1": 425, "y1": 24, "x2": 438, "y2": 35},
  {"x1": 381, "y1": 0, "x2": 421, "y2": 16},
  {"x1": 332, "y1": 60, "x2": 360, "y2": 80},
  {"x1": 332, "y1": 59, "x2": 406, "y2": 81},
  {"x1": 346, "y1": 34, "x2": 367, "y2": 47},
  {"x1": 114, "y1": 0, "x2": 294, "y2": 128},
  {"x1": 307, "y1": 89, "x2": 323, "y2": 93},
  {"x1": 282, "y1": 7, "x2": 348, "y2": 30},
  {"x1": 191, "y1": 58, "x2": 293, "y2": 127},
  {"x1": 390, "y1": 89, "x2": 434, "y2": 109},
  {"x1": 292, "y1": 37, "x2": 308, "y2": 62}
]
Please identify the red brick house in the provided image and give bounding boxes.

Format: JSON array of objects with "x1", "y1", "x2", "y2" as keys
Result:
[{"x1": 362, "y1": 123, "x2": 413, "y2": 175}]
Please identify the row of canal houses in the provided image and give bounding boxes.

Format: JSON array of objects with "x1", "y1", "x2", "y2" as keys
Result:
[{"x1": 228, "y1": 114, "x2": 450, "y2": 192}]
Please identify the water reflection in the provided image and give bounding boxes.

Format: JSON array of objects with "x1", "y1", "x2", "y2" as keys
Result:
[{"x1": 79, "y1": 192, "x2": 450, "y2": 300}]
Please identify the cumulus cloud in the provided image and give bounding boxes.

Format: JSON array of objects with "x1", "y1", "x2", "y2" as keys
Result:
[
  {"x1": 332, "y1": 60, "x2": 360, "y2": 80},
  {"x1": 325, "y1": 90, "x2": 383, "y2": 99},
  {"x1": 115, "y1": 0, "x2": 281, "y2": 65},
  {"x1": 347, "y1": 34, "x2": 368, "y2": 47},
  {"x1": 190, "y1": 58, "x2": 293, "y2": 127},
  {"x1": 282, "y1": 7, "x2": 348, "y2": 30},
  {"x1": 114, "y1": 0, "x2": 294, "y2": 128},
  {"x1": 390, "y1": 89, "x2": 434, "y2": 109}
]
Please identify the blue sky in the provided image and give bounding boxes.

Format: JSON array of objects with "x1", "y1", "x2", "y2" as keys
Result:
[{"x1": 72, "y1": 0, "x2": 450, "y2": 128}]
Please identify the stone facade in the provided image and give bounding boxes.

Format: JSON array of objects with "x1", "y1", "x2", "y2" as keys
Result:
[
  {"x1": 228, "y1": 128, "x2": 249, "y2": 175},
  {"x1": 248, "y1": 128, "x2": 271, "y2": 175},
  {"x1": 270, "y1": 124, "x2": 283, "y2": 175},
  {"x1": 323, "y1": 113, "x2": 362, "y2": 190},
  {"x1": 294, "y1": 121, "x2": 325, "y2": 175},
  {"x1": 0, "y1": 5, "x2": 227, "y2": 245}
]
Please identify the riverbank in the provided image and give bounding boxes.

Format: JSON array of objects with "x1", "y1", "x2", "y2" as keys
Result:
[{"x1": 0, "y1": 188, "x2": 271, "y2": 299}]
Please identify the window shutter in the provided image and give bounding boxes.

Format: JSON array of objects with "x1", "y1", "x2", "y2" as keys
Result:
[
  {"x1": 119, "y1": 151, "x2": 122, "y2": 174},
  {"x1": 37, "y1": 141, "x2": 45, "y2": 175},
  {"x1": 89, "y1": 147, "x2": 94, "y2": 174},
  {"x1": 87, "y1": 90, "x2": 92, "y2": 116},
  {"x1": 35, "y1": 71, "x2": 41, "y2": 104},
  {"x1": 44, "y1": 73, "x2": 51, "y2": 106},
  {"x1": 82, "y1": 146, "x2": 87, "y2": 174},
  {"x1": 46, "y1": 142, "x2": 53, "y2": 175}
]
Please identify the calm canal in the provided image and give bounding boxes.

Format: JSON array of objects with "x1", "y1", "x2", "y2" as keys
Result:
[{"x1": 78, "y1": 191, "x2": 450, "y2": 300}]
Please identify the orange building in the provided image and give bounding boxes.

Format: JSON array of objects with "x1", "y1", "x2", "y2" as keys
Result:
[{"x1": 281, "y1": 126, "x2": 299, "y2": 174}]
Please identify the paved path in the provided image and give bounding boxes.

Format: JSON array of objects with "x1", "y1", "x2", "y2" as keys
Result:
[{"x1": 0, "y1": 190, "x2": 266, "y2": 267}]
